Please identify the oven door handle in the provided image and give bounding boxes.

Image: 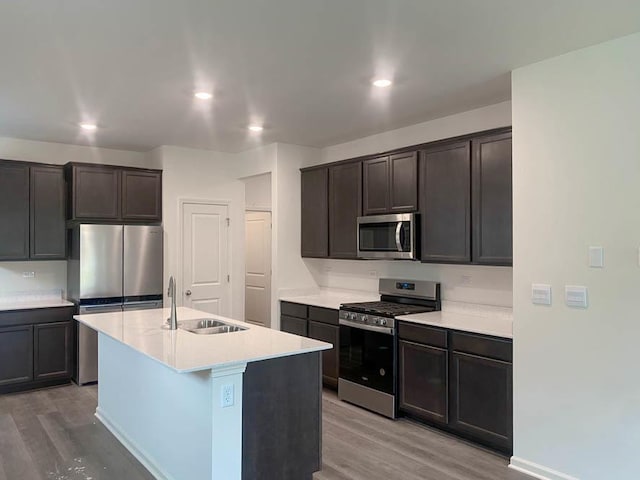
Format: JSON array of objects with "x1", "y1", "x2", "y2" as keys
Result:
[
  {"x1": 395, "y1": 222, "x2": 403, "y2": 252},
  {"x1": 339, "y1": 318, "x2": 394, "y2": 335}
]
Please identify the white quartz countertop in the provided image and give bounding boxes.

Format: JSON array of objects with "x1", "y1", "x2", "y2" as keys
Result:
[
  {"x1": 0, "y1": 299, "x2": 74, "y2": 312},
  {"x1": 75, "y1": 307, "x2": 331, "y2": 373},
  {"x1": 279, "y1": 288, "x2": 380, "y2": 310},
  {"x1": 397, "y1": 302, "x2": 513, "y2": 339}
]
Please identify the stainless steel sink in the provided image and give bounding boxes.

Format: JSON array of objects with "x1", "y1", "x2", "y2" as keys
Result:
[{"x1": 179, "y1": 318, "x2": 248, "y2": 335}]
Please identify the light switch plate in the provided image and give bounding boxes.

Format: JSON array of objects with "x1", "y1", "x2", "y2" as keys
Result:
[
  {"x1": 589, "y1": 246, "x2": 604, "y2": 268},
  {"x1": 531, "y1": 284, "x2": 552, "y2": 305},
  {"x1": 565, "y1": 286, "x2": 588, "y2": 308}
]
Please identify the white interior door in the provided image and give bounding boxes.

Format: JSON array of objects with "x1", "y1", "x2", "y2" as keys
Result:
[
  {"x1": 244, "y1": 211, "x2": 272, "y2": 327},
  {"x1": 182, "y1": 202, "x2": 230, "y2": 315}
]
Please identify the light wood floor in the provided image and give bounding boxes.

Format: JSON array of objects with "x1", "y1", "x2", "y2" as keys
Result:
[{"x1": 0, "y1": 384, "x2": 530, "y2": 480}]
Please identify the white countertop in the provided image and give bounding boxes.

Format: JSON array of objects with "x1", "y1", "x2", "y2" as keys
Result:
[
  {"x1": 279, "y1": 288, "x2": 380, "y2": 310},
  {"x1": 75, "y1": 307, "x2": 331, "y2": 373},
  {"x1": 0, "y1": 299, "x2": 74, "y2": 312},
  {"x1": 397, "y1": 301, "x2": 513, "y2": 339}
]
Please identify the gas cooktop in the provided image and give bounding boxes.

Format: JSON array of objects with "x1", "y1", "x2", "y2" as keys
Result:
[{"x1": 340, "y1": 301, "x2": 435, "y2": 317}]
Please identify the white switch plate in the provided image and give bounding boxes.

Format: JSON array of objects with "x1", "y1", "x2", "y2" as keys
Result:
[
  {"x1": 221, "y1": 384, "x2": 234, "y2": 408},
  {"x1": 531, "y1": 284, "x2": 552, "y2": 305},
  {"x1": 565, "y1": 286, "x2": 588, "y2": 308},
  {"x1": 22, "y1": 271, "x2": 35, "y2": 278},
  {"x1": 588, "y1": 246, "x2": 604, "y2": 268}
]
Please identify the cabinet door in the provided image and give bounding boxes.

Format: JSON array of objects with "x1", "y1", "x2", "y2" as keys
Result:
[
  {"x1": 0, "y1": 325, "x2": 33, "y2": 386},
  {"x1": 399, "y1": 340, "x2": 448, "y2": 424},
  {"x1": 362, "y1": 156, "x2": 389, "y2": 215},
  {"x1": 389, "y1": 152, "x2": 418, "y2": 213},
  {"x1": 121, "y1": 169, "x2": 162, "y2": 221},
  {"x1": 450, "y1": 351, "x2": 512, "y2": 451},
  {"x1": 329, "y1": 161, "x2": 362, "y2": 258},
  {"x1": 301, "y1": 168, "x2": 328, "y2": 258},
  {"x1": 0, "y1": 162, "x2": 29, "y2": 260},
  {"x1": 71, "y1": 165, "x2": 121, "y2": 220},
  {"x1": 30, "y1": 166, "x2": 66, "y2": 259},
  {"x1": 280, "y1": 315, "x2": 308, "y2": 337},
  {"x1": 308, "y1": 320, "x2": 339, "y2": 389},
  {"x1": 420, "y1": 142, "x2": 471, "y2": 263},
  {"x1": 472, "y1": 133, "x2": 512, "y2": 265},
  {"x1": 34, "y1": 321, "x2": 72, "y2": 381}
]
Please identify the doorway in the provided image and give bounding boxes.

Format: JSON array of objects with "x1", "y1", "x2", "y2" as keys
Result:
[{"x1": 245, "y1": 211, "x2": 272, "y2": 327}]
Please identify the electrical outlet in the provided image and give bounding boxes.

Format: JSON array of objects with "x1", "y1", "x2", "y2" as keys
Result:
[
  {"x1": 368, "y1": 270, "x2": 377, "y2": 278},
  {"x1": 221, "y1": 384, "x2": 234, "y2": 408},
  {"x1": 461, "y1": 275, "x2": 472, "y2": 285},
  {"x1": 22, "y1": 272, "x2": 35, "y2": 278}
]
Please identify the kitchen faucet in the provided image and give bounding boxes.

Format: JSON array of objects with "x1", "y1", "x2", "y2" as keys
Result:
[{"x1": 167, "y1": 276, "x2": 178, "y2": 330}]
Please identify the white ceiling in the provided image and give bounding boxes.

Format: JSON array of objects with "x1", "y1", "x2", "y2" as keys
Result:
[{"x1": 0, "y1": 1, "x2": 639, "y2": 153}]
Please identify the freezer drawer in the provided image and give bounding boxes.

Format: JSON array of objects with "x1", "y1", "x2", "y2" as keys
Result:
[
  {"x1": 123, "y1": 300, "x2": 163, "y2": 311},
  {"x1": 124, "y1": 225, "x2": 163, "y2": 298}
]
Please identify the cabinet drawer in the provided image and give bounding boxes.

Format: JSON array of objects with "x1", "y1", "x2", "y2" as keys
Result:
[
  {"x1": 450, "y1": 331, "x2": 512, "y2": 363},
  {"x1": 308, "y1": 306, "x2": 338, "y2": 325},
  {"x1": 398, "y1": 322, "x2": 447, "y2": 348},
  {"x1": 280, "y1": 302, "x2": 308, "y2": 319},
  {"x1": 0, "y1": 307, "x2": 74, "y2": 328},
  {"x1": 280, "y1": 315, "x2": 308, "y2": 337}
]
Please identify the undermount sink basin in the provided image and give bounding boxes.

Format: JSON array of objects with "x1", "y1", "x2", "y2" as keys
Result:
[{"x1": 179, "y1": 318, "x2": 248, "y2": 335}]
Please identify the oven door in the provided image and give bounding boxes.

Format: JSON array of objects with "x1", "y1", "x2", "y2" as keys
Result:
[
  {"x1": 338, "y1": 321, "x2": 395, "y2": 395},
  {"x1": 357, "y1": 213, "x2": 417, "y2": 260}
]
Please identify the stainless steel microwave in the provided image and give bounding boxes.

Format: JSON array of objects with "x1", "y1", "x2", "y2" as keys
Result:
[{"x1": 357, "y1": 213, "x2": 418, "y2": 260}]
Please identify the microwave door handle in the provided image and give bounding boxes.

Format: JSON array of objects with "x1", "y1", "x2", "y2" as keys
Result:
[{"x1": 395, "y1": 222, "x2": 403, "y2": 252}]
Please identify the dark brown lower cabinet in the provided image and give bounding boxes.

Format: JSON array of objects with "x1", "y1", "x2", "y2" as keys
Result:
[
  {"x1": 0, "y1": 307, "x2": 74, "y2": 394},
  {"x1": 0, "y1": 325, "x2": 34, "y2": 386},
  {"x1": 34, "y1": 321, "x2": 72, "y2": 380},
  {"x1": 281, "y1": 315, "x2": 308, "y2": 337},
  {"x1": 398, "y1": 340, "x2": 448, "y2": 424},
  {"x1": 308, "y1": 320, "x2": 339, "y2": 389},
  {"x1": 450, "y1": 351, "x2": 513, "y2": 451}
]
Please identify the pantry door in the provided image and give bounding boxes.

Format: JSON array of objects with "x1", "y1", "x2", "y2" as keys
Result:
[{"x1": 244, "y1": 211, "x2": 272, "y2": 327}]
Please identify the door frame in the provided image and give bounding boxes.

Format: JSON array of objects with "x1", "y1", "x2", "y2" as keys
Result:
[{"x1": 177, "y1": 198, "x2": 232, "y2": 314}]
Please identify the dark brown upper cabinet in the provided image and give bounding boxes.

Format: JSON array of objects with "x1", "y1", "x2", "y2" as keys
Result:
[
  {"x1": 30, "y1": 165, "x2": 66, "y2": 259},
  {"x1": 472, "y1": 132, "x2": 512, "y2": 265},
  {"x1": 420, "y1": 142, "x2": 471, "y2": 264},
  {"x1": 0, "y1": 161, "x2": 30, "y2": 260},
  {"x1": 363, "y1": 152, "x2": 418, "y2": 215},
  {"x1": 362, "y1": 156, "x2": 390, "y2": 215},
  {"x1": 121, "y1": 169, "x2": 162, "y2": 221},
  {"x1": 68, "y1": 164, "x2": 121, "y2": 220},
  {"x1": 329, "y1": 161, "x2": 362, "y2": 258},
  {"x1": 66, "y1": 163, "x2": 162, "y2": 223},
  {"x1": 301, "y1": 167, "x2": 329, "y2": 258}
]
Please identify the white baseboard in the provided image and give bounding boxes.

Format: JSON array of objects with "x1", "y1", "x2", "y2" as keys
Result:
[
  {"x1": 509, "y1": 456, "x2": 579, "y2": 480},
  {"x1": 95, "y1": 407, "x2": 172, "y2": 480}
]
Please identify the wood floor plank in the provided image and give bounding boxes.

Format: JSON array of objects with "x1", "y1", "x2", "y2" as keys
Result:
[{"x1": 0, "y1": 384, "x2": 532, "y2": 480}]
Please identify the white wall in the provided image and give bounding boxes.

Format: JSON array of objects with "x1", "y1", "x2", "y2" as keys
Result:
[
  {"x1": 0, "y1": 137, "x2": 156, "y2": 297},
  {"x1": 511, "y1": 32, "x2": 640, "y2": 479},
  {"x1": 158, "y1": 146, "x2": 245, "y2": 318},
  {"x1": 242, "y1": 173, "x2": 272, "y2": 210},
  {"x1": 313, "y1": 101, "x2": 514, "y2": 306}
]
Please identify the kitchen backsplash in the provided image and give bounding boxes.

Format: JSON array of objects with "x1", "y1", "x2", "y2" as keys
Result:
[
  {"x1": 304, "y1": 258, "x2": 513, "y2": 307},
  {"x1": 0, "y1": 261, "x2": 67, "y2": 296}
]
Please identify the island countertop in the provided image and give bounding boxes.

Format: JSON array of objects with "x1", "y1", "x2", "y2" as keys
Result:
[{"x1": 75, "y1": 306, "x2": 331, "y2": 373}]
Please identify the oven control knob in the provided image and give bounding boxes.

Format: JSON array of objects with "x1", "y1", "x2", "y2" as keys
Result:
[
  {"x1": 379, "y1": 318, "x2": 387, "y2": 326},
  {"x1": 361, "y1": 315, "x2": 368, "y2": 323},
  {"x1": 348, "y1": 312, "x2": 356, "y2": 321}
]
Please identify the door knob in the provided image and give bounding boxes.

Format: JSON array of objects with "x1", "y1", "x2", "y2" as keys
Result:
[{"x1": 185, "y1": 290, "x2": 192, "y2": 296}]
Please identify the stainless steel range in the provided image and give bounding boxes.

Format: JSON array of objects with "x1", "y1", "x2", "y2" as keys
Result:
[{"x1": 338, "y1": 278, "x2": 441, "y2": 418}]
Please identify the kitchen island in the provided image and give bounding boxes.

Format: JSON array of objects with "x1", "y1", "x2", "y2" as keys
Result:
[{"x1": 75, "y1": 307, "x2": 331, "y2": 480}]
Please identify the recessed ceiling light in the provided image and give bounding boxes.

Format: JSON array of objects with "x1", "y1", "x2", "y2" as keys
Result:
[
  {"x1": 372, "y1": 78, "x2": 392, "y2": 88},
  {"x1": 248, "y1": 125, "x2": 264, "y2": 132},
  {"x1": 194, "y1": 91, "x2": 213, "y2": 100},
  {"x1": 79, "y1": 123, "x2": 97, "y2": 131}
]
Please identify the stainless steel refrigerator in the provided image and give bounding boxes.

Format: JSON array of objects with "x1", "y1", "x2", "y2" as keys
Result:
[{"x1": 68, "y1": 224, "x2": 163, "y2": 385}]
